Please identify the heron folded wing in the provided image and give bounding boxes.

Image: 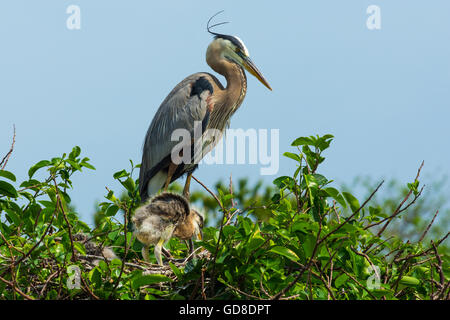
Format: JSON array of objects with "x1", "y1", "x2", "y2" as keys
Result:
[{"x1": 139, "y1": 73, "x2": 216, "y2": 201}]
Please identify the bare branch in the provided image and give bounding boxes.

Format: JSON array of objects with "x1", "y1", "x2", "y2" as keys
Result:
[
  {"x1": 418, "y1": 209, "x2": 439, "y2": 242},
  {"x1": 376, "y1": 161, "x2": 424, "y2": 237},
  {"x1": 0, "y1": 124, "x2": 16, "y2": 170}
]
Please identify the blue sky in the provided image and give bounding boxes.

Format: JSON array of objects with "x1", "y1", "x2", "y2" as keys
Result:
[{"x1": 1, "y1": 1, "x2": 449, "y2": 225}]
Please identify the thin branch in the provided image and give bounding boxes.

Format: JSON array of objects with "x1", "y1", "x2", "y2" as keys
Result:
[
  {"x1": 222, "y1": 281, "x2": 263, "y2": 300},
  {"x1": 0, "y1": 124, "x2": 16, "y2": 170},
  {"x1": 376, "y1": 161, "x2": 424, "y2": 237},
  {"x1": 109, "y1": 204, "x2": 130, "y2": 299},
  {"x1": 52, "y1": 177, "x2": 77, "y2": 262},
  {"x1": 320, "y1": 180, "x2": 384, "y2": 244},
  {"x1": 0, "y1": 275, "x2": 35, "y2": 300},
  {"x1": 192, "y1": 175, "x2": 225, "y2": 212},
  {"x1": 418, "y1": 210, "x2": 439, "y2": 242},
  {"x1": 337, "y1": 268, "x2": 377, "y2": 300},
  {"x1": 192, "y1": 174, "x2": 227, "y2": 297}
]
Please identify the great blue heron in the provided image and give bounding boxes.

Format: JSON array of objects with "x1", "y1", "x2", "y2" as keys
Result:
[
  {"x1": 139, "y1": 12, "x2": 272, "y2": 202},
  {"x1": 132, "y1": 192, "x2": 204, "y2": 265}
]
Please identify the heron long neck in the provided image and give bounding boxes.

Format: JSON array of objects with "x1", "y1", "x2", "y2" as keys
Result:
[{"x1": 209, "y1": 60, "x2": 247, "y2": 130}]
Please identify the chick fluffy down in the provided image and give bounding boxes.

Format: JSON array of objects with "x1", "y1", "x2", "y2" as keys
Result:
[{"x1": 132, "y1": 207, "x2": 175, "y2": 246}]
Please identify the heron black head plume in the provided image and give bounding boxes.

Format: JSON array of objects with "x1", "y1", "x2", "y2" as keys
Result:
[
  {"x1": 207, "y1": 10, "x2": 229, "y2": 37},
  {"x1": 206, "y1": 11, "x2": 249, "y2": 55}
]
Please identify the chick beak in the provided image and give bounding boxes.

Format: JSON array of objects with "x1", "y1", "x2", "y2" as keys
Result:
[{"x1": 243, "y1": 56, "x2": 272, "y2": 91}]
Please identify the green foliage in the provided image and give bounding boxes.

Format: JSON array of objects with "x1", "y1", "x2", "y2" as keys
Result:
[{"x1": 0, "y1": 136, "x2": 448, "y2": 300}]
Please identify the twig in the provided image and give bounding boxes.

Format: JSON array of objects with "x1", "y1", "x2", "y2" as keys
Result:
[
  {"x1": 312, "y1": 260, "x2": 336, "y2": 300},
  {"x1": 192, "y1": 175, "x2": 227, "y2": 296},
  {"x1": 189, "y1": 276, "x2": 202, "y2": 300},
  {"x1": 431, "y1": 241, "x2": 444, "y2": 287},
  {"x1": 39, "y1": 271, "x2": 59, "y2": 298},
  {"x1": 0, "y1": 275, "x2": 35, "y2": 300},
  {"x1": 376, "y1": 161, "x2": 424, "y2": 237},
  {"x1": 201, "y1": 268, "x2": 207, "y2": 300},
  {"x1": 109, "y1": 204, "x2": 130, "y2": 299},
  {"x1": 80, "y1": 274, "x2": 100, "y2": 300},
  {"x1": 350, "y1": 246, "x2": 380, "y2": 280},
  {"x1": 229, "y1": 173, "x2": 236, "y2": 209},
  {"x1": 192, "y1": 175, "x2": 225, "y2": 212},
  {"x1": 337, "y1": 268, "x2": 377, "y2": 300},
  {"x1": 259, "y1": 274, "x2": 273, "y2": 299},
  {"x1": 52, "y1": 177, "x2": 77, "y2": 262},
  {"x1": 320, "y1": 180, "x2": 384, "y2": 244},
  {"x1": 222, "y1": 281, "x2": 263, "y2": 300},
  {"x1": 418, "y1": 210, "x2": 439, "y2": 242},
  {"x1": 0, "y1": 124, "x2": 16, "y2": 170}
]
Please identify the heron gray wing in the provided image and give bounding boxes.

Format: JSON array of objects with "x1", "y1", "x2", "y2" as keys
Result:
[{"x1": 139, "y1": 73, "x2": 214, "y2": 201}]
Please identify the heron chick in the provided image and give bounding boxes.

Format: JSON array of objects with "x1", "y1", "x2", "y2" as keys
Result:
[{"x1": 132, "y1": 192, "x2": 204, "y2": 265}]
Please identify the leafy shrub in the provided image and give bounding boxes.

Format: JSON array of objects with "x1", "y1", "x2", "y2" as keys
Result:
[{"x1": 0, "y1": 135, "x2": 448, "y2": 300}]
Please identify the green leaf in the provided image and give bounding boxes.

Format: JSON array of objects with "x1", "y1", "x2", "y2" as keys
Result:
[
  {"x1": 370, "y1": 289, "x2": 394, "y2": 298},
  {"x1": 132, "y1": 274, "x2": 171, "y2": 289},
  {"x1": 342, "y1": 192, "x2": 360, "y2": 212},
  {"x1": 291, "y1": 136, "x2": 313, "y2": 147},
  {"x1": 113, "y1": 170, "x2": 128, "y2": 179},
  {"x1": 292, "y1": 220, "x2": 318, "y2": 235},
  {"x1": 81, "y1": 162, "x2": 96, "y2": 170},
  {"x1": 223, "y1": 225, "x2": 236, "y2": 238},
  {"x1": 0, "y1": 181, "x2": 18, "y2": 198},
  {"x1": 38, "y1": 200, "x2": 56, "y2": 209},
  {"x1": 28, "y1": 160, "x2": 51, "y2": 178},
  {"x1": 311, "y1": 174, "x2": 328, "y2": 186},
  {"x1": 335, "y1": 274, "x2": 349, "y2": 288},
  {"x1": 69, "y1": 146, "x2": 81, "y2": 160},
  {"x1": 0, "y1": 170, "x2": 16, "y2": 182},
  {"x1": 5, "y1": 209, "x2": 21, "y2": 225},
  {"x1": 316, "y1": 134, "x2": 334, "y2": 151},
  {"x1": 269, "y1": 246, "x2": 299, "y2": 262},
  {"x1": 324, "y1": 187, "x2": 347, "y2": 208},
  {"x1": 66, "y1": 159, "x2": 81, "y2": 171},
  {"x1": 369, "y1": 206, "x2": 388, "y2": 218},
  {"x1": 169, "y1": 262, "x2": 183, "y2": 279},
  {"x1": 302, "y1": 234, "x2": 316, "y2": 257},
  {"x1": 105, "y1": 204, "x2": 119, "y2": 217},
  {"x1": 74, "y1": 242, "x2": 86, "y2": 256},
  {"x1": 89, "y1": 268, "x2": 102, "y2": 288},
  {"x1": 120, "y1": 177, "x2": 136, "y2": 192},
  {"x1": 247, "y1": 228, "x2": 266, "y2": 252},
  {"x1": 303, "y1": 174, "x2": 319, "y2": 190},
  {"x1": 283, "y1": 152, "x2": 301, "y2": 162},
  {"x1": 397, "y1": 276, "x2": 420, "y2": 287},
  {"x1": 273, "y1": 176, "x2": 295, "y2": 189}
]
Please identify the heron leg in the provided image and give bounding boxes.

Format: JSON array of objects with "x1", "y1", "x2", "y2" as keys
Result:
[
  {"x1": 183, "y1": 172, "x2": 192, "y2": 199},
  {"x1": 163, "y1": 163, "x2": 177, "y2": 191},
  {"x1": 188, "y1": 238, "x2": 194, "y2": 255},
  {"x1": 141, "y1": 245, "x2": 150, "y2": 262},
  {"x1": 154, "y1": 238, "x2": 165, "y2": 266},
  {"x1": 184, "y1": 240, "x2": 191, "y2": 254}
]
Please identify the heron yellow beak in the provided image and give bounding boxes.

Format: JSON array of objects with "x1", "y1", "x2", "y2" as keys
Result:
[
  {"x1": 243, "y1": 57, "x2": 272, "y2": 91},
  {"x1": 197, "y1": 230, "x2": 203, "y2": 241}
]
